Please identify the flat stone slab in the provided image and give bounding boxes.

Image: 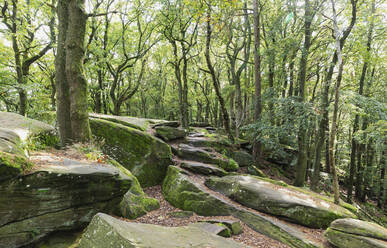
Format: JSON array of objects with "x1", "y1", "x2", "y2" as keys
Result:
[
  {"x1": 90, "y1": 113, "x2": 169, "y2": 131},
  {"x1": 189, "y1": 222, "x2": 231, "y2": 237},
  {"x1": 176, "y1": 144, "x2": 238, "y2": 171},
  {"x1": 0, "y1": 160, "x2": 132, "y2": 248},
  {"x1": 199, "y1": 219, "x2": 243, "y2": 235},
  {"x1": 205, "y1": 175, "x2": 356, "y2": 228},
  {"x1": 180, "y1": 161, "x2": 228, "y2": 176},
  {"x1": 78, "y1": 213, "x2": 246, "y2": 248},
  {"x1": 162, "y1": 166, "x2": 322, "y2": 248},
  {"x1": 325, "y1": 218, "x2": 387, "y2": 248},
  {"x1": 0, "y1": 112, "x2": 54, "y2": 155}
]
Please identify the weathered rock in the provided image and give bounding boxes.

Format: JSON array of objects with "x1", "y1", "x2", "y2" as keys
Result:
[
  {"x1": 247, "y1": 164, "x2": 267, "y2": 177},
  {"x1": 78, "y1": 213, "x2": 245, "y2": 248},
  {"x1": 109, "y1": 160, "x2": 160, "y2": 219},
  {"x1": 324, "y1": 218, "x2": 387, "y2": 248},
  {"x1": 90, "y1": 113, "x2": 169, "y2": 131},
  {"x1": 162, "y1": 166, "x2": 322, "y2": 248},
  {"x1": 0, "y1": 151, "x2": 32, "y2": 182},
  {"x1": 32, "y1": 230, "x2": 81, "y2": 248},
  {"x1": 155, "y1": 126, "x2": 187, "y2": 141},
  {"x1": 205, "y1": 175, "x2": 356, "y2": 228},
  {"x1": 199, "y1": 219, "x2": 243, "y2": 235},
  {"x1": 0, "y1": 112, "x2": 56, "y2": 156},
  {"x1": 176, "y1": 144, "x2": 238, "y2": 171},
  {"x1": 90, "y1": 118, "x2": 172, "y2": 187},
  {"x1": 231, "y1": 150, "x2": 253, "y2": 167},
  {"x1": 180, "y1": 161, "x2": 228, "y2": 176},
  {"x1": 162, "y1": 166, "x2": 234, "y2": 216},
  {"x1": 152, "y1": 121, "x2": 180, "y2": 128},
  {"x1": 0, "y1": 161, "x2": 132, "y2": 248},
  {"x1": 167, "y1": 210, "x2": 194, "y2": 218},
  {"x1": 189, "y1": 222, "x2": 232, "y2": 238}
]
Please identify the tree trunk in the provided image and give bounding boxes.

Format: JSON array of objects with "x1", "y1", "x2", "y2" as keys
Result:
[
  {"x1": 294, "y1": 0, "x2": 312, "y2": 187},
  {"x1": 205, "y1": 6, "x2": 234, "y2": 143},
  {"x1": 56, "y1": 0, "x2": 72, "y2": 145},
  {"x1": 65, "y1": 0, "x2": 91, "y2": 142},
  {"x1": 252, "y1": 0, "x2": 262, "y2": 164}
]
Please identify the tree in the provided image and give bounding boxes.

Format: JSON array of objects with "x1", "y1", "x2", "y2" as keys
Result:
[{"x1": 56, "y1": 0, "x2": 91, "y2": 144}]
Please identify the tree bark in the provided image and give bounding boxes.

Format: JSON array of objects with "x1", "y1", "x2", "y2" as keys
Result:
[
  {"x1": 55, "y1": 0, "x2": 72, "y2": 145},
  {"x1": 252, "y1": 0, "x2": 262, "y2": 164},
  {"x1": 294, "y1": 0, "x2": 312, "y2": 187}
]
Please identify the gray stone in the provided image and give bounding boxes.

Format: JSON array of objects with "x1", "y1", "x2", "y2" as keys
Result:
[
  {"x1": 155, "y1": 126, "x2": 187, "y2": 141},
  {"x1": 0, "y1": 112, "x2": 55, "y2": 156},
  {"x1": 189, "y1": 222, "x2": 232, "y2": 237},
  {"x1": 0, "y1": 161, "x2": 132, "y2": 248},
  {"x1": 78, "y1": 213, "x2": 246, "y2": 248},
  {"x1": 176, "y1": 144, "x2": 238, "y2": 171},
  {"x1": 205, "y1": 175, "x2": 356, "y2": 228},
  {"x1": 324, "y1": 218, "x2": 387, "y2": 248},
  {"x1": 89, "y1": 118, "x2": 172, "y2": 187},
  {"x1": 162, "y1": 166, "x2": 322, "y2": 248},
  {"x1": 199, "y1": 219, "x2": 243, "y2": 235},
  {"x1": 180, "y1": 161, "x2": 228, "y2": 176}
]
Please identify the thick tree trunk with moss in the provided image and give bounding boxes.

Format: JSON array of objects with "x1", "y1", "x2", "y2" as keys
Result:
[
  {"x1": 56, "y1": 0, "x2": 72, "y2": 145},
  {"x1": 56, "y1": 0, "x2": 91, "y2": 144},
  {"x1": 65, "y1": 0, "x2": 91, "y2": 142}
]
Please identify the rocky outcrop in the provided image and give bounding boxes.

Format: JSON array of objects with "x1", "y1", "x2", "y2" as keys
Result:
[
  {"x1": 154, "y1": 126, "x2": 187, "y2": 141},
  {"x1": 89, "y1": 113, "x2": 169, "y2": 131},
  {"x1": 205, "y1": 175, "x2": 356, "y2": 228},
  {"x1": 175, "y1": 144, "x2": 238, "y2": 171},
  {"x1": 0, "y1": 112, "x2": 56, "y2": 156},
  {"x1": 162, "y1": 166, "x2": 322, "y2": 248},
  {"x1": 325, "y1": 218, "x2": 387, "y2": 248},
  {"x1": 180, "y1": 161, "x2": 228, "y2": 176},
  {"x1": 0, "y1": 161, "x2": 133, "y2": 248},
  {"x1": 89, "y1": 118, "x2": 172, "y2": 187},
  {"x1": 78, "y1": 213, "x2": 245, "y2": 248}
]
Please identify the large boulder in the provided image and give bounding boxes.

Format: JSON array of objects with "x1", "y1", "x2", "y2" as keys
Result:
[
  {"x1": 89, "y1": 113, "x2": 171, "y2": 131},
  {"x1": 0, "y1": 112, "x2": 56, "y2": 156},
  {"x1": 0, "y1": 160, "x2": 132, "y2": 248},
  {"x1": 325, "y1": 218, "x2": 387, "y2": 248},
  {"x1": 205, "y1": 175, "x2": 356, "y2": 228},
  {"x1": 162, "y1": 166, "x2": 234, "y2": 216},
  {"x1": 89, "y1": 118, "x2": 172, "y2": 187},
  {"x1": 78, "y1": 213, "x2": 245, "y2": 248},
  {"x1": 175, "y1": 144, "x2": 238, "y2": 171},
  {"x1": 154, "y1": 126, "x2": 187, "y2": 141},
  {"x1": 162, "y1": 166, "x2": 321, "y2": 248}
]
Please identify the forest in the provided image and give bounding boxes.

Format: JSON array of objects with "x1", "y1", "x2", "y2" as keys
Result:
[{"x1": 0, "y1": 0, "x2": 386, "y2": 247}]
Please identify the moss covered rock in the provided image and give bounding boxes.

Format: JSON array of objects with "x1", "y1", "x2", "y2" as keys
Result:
[
  {"x1": 154, "y1": 126, "x2": 187, "y2": 141},
  {"x1": 90, "y1": 118, "x2": 172, "y2": 187},
  {"x1": 162, "y1": 166, "x2": 234, "y2": 216},
  {"x1": 324, "y1": 218, "x2": 387, "y2": 248},
  {"x1": 0, "y1": 151, "x2": 32, "y2": 182},
  {"x1": 176, "y1": 144, "x2": 238, "y2": 172},
  {"x1": 180, "y1": 161, "x2": 228, "y2": 176},
  {"x1": 0, "y1": 160, "x2": 132, "y2": 248},
  {"x1": 205, "y1": 175, "x2": 355, "y2": 228},
  {"x1": 162, "y1": 166, "x2": 322, "y2": 248},
  {"x1": 78, "y1": 213, "x2": 245, "y2": 248},
  {"x1": 0, "y1": 112, "x2": 56, "y2": 156},
  {"x1": 189, "y1": 222, "x2": 232, "y2": 238}
]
